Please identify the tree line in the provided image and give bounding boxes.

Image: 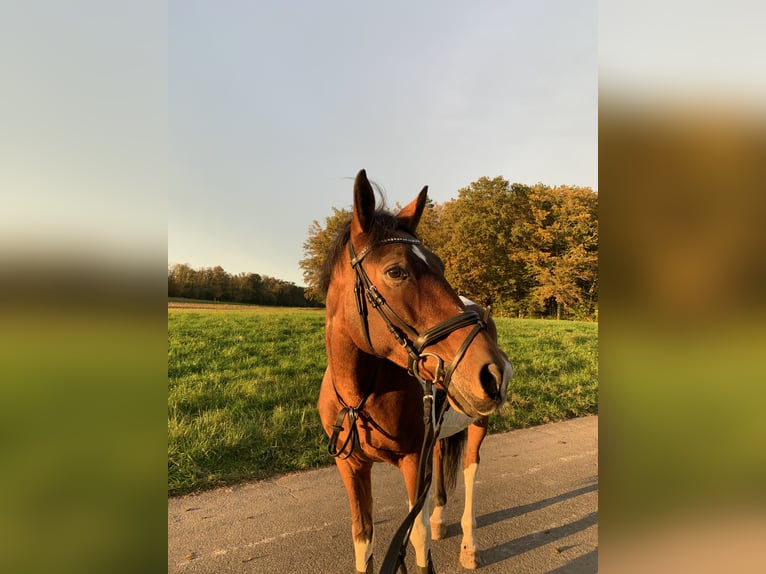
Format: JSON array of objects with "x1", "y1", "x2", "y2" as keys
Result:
[
  {"x1": 300, "y1": 176, "x2": 597, "y2": 320},
  {"x1": 168, "y1": 264, "x2": 320, "y2": 308}
]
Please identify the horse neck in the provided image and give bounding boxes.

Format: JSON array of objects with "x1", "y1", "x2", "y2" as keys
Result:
[{"x1": 325, "y1": 287, "x2": 382, "y2": 405}]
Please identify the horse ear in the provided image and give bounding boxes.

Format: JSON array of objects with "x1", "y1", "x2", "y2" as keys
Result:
[
  {"x1": 352, "y1": 169, "x2": 376, "y2": 236},
  {"x1": 396, "y1": 185, "x2": 428, "y2": 233}
]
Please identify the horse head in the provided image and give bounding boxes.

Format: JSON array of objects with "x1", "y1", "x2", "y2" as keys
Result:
[{"x1": 326, "y1": 169, "x2": 511, "y2": 418}]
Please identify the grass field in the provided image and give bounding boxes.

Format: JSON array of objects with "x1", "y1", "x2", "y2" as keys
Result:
[{"x1": 168, "y1": 304, "x2": 597, "y2": 495}]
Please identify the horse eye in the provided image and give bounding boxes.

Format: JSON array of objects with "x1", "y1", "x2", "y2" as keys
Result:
[{"x1": 385, "y1": 266, "x2": 407, "y2": 280}]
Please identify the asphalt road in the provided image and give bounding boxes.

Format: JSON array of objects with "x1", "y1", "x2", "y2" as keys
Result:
[{"x1": 169, "y1": 415, "x2": 598, "y2": 574}]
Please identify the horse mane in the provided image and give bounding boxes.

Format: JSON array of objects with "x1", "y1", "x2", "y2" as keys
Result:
[{"x1": 318, "y1": 202, "x2": 419, "y2": 297}]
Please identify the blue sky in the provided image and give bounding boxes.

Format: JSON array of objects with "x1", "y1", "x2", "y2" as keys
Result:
[{"x1": 168, "y1": 1, "x2": 597, "y2": 286}]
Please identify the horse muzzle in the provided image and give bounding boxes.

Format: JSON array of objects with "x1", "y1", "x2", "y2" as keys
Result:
[{"x1": 448, "y1": 357, "x2": 512, "y2": 418}]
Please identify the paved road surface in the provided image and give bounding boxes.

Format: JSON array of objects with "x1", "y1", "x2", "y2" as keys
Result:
[{"x1": 169, "y1": 415, "x2": 598, "y2": 573}]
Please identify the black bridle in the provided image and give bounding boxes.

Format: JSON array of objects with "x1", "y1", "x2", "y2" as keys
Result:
[
  {"x1": 327, "y1": 234, "x2": 492, "y2": 573},
  {"x1": 349, "y1": 236, "x2": 487, "y2": 396}
]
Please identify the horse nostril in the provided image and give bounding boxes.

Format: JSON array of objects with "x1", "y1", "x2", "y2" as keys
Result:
[{"x1": 480, "y1": 363, "x2": 502, "y2": 400}]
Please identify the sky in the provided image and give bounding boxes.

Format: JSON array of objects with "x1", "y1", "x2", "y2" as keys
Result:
[{"x1": 168, "y1": 1, "x2": 597, "y2": 286}]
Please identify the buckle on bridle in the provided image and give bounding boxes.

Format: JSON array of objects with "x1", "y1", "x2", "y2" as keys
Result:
[
  {"x1": 422, "y1": 392, "x2": 434, "y2": 426},
  {"x1": 410, "y1": 352, "x2": 444, "y2": 386},
  {"x1": 366, "y1": 285, "x2": 384, "y2": 308}
]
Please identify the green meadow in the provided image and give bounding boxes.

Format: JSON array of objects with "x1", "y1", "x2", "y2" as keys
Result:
[{"x1": 168, "y1": 306, "x2": 597, "y2": 494}]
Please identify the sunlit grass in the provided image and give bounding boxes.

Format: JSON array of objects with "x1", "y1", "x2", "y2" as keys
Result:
[
  {"x1": 168, "y1": 308, "x2": 328, "y2": 494},
  {"x1": 492, "y1": 318, "x2": 598, "y2": 431},
  {"x1": 168, "y1": 309, "x2": 597, "y2": 494}
]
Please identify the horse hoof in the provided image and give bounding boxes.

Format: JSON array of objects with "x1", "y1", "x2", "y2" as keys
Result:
[
  {"x1": 430, "y1": 519, "x2": 447, "y2": 540},
  {"x1": 414, "y1": 558, "x2": 436, "y2": 574},
  {"x1": 460, "y1": 545, "x2": 481, "y2": 569}
]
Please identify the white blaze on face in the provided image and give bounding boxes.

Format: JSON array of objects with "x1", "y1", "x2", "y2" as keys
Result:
[
  {"x1": 459, "y1": 295, "x2": 476, "y2": 307},
  {"x1": 412, "y1": 244, "x2": 430, "y2": 267}
]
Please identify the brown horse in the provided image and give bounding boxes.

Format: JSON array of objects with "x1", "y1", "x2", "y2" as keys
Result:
[{"x1": 317, "y1": 170, "x2": 511, "y2": 573}]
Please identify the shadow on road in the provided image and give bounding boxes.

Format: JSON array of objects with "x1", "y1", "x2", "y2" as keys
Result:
[
  {"x1": 480, "y1": 479, "x2": 597, "y2": 530},
  {"x1": 481, "y1": 511, "x2": 598, "y2": 566},
  {"x1": 439, "y1": 478, "x2": 598, "y2": 540},
  {"x1": 547, "y1": 549, "x2": 598, "y2": 573},
  {"x1": 433, "y1": 477, "x2": 598, "y2": 570}
]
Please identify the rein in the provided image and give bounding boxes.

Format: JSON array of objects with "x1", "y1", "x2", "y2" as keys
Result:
[
  {"x1": 327, "y1": 234, "x2": 490, "y2": 573},
  {"x1": 378, "y1": 391, "x2": 449, "y2": 574}
]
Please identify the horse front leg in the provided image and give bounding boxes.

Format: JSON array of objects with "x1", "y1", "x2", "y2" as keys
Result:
[
  {"x1": 429, "y1": 439, "x2": 448, "y2": 540},
  {"x1": 401, "y1": 455, "x2": 434, "y2": 574},
  {"x1": 460, "y1": 418, "x2": 488, "y2": 570},
  {"x1": 337, "y1": 457, "x2": 375, "y2": 574}
]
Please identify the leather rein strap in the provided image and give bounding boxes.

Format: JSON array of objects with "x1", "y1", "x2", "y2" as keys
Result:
[{"x1": 378, "y1": 392, "x2": 449, "y2": 574}]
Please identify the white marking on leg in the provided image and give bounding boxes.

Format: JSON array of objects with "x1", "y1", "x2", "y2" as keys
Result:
[
  {"x1": 461, "y1": 463, "x2": 479, "y2": 551},
  {"x1": 353, "y1": 534, "x2": 373, "y2": 573},
  {"x1": 430, "y1": 504, "x2": 446, "y2": 540},
  {"x1": 409, "y1": 491, "x2": 432, "y2": 568},
  {"x1": 430, "y1": 504, "x2": 444, "y2": 526}
]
